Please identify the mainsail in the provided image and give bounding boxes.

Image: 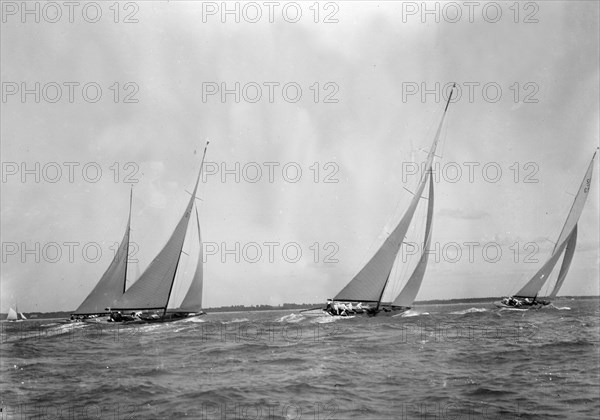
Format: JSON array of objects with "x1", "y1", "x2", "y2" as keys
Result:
[
  {"x1": 515, "y1": 151, "x2": 596, "y2": 298},
  {"x1": 178, "y1": 208, "x2": 204, "y2": 311},
  {"x1": 73, "y1": 189, "x2": 133, "y2": 315},
  {"x1": 111, "y1": 143, "x2": 208, "y2": 313},
  {"x1": 334, "y1": 85, "x2": 455, "y2": 307}
]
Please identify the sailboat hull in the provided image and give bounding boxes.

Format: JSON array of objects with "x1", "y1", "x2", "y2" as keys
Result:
[
  {"x1": 302, "y1": 305, "x2": 411, "y2": 318},
  {"x1": 132, "y1": 311, "x2": 206, "y2": 324},
  {"x1": 494, "y1": 298, "x2": 550, "y2": 310}
]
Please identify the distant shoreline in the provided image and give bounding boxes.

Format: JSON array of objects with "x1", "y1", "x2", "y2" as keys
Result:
[{"x1": 2, "y1": 296, "x2": 598, "y2": 320}]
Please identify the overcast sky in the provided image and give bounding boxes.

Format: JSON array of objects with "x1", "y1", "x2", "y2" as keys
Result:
[{"x1": 1, "y1": 1, "x2": 599, "y2": 312}]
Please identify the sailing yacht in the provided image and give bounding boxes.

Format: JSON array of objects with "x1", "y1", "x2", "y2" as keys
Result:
[
  {"x1": 7, "y1": 305, "x2": 27, "y2": 322},
  {"x1": 70, "y1": 142, "x2": 208, "y2": 323},
  {"x1": 107, "y1": 142, "x2": 209, "y2": 323},
  {"x1": 306, "y1": 85, "x2": 456, "y2": 317},
  {"x1": 496, "y1": 150, "x2": 597, "y2": 309}
]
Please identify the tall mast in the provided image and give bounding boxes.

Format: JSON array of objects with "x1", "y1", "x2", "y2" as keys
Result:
[
  {"x1": 162, "y1": 141, "x2": 209, "y2": 317},
  {"x1": 123, "y1": 186, "x2": 133, "y2": 294},
  {"x1": 374, "y1": 84, "x2": 455, "y2": 311}
]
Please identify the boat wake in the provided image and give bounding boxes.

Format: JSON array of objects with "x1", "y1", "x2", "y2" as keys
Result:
[
  {"x1": 223, "y1": 318, "x2": 250, "y2": 324},
  {"x1": 549, "y1": 304, "x2": 571, "y2": 310},
  {"x1": 312, "y1": 314, "x2": 355, "y2": 323},
  {"x1": 449, "y1": 307, "x2": 488, "y2": 315},
  {"x1": 393, "y1": 310, "x2": 429, "y2": 318},
  {"x1": 498, "y1": 307, "x2": 528, "y2": 312},
  {"x1": 180, "y1": 316, "x2": 206, "y2": 323},
  {"x1": 276, "y1": 313, "x2": 305, "y2": 323}
]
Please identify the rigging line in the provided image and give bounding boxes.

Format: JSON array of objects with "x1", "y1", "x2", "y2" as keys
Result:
[
  {"x1": 185, "y1": 190, "x2": 204, "y2": 200},
  {"x1": 439, "y1": 102, "x2": 451, "y2": 160}
]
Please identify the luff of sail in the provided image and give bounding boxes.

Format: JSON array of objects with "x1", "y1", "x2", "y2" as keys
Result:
[
  {"x1": 334, "y1": 85, "x2": 455, "y2": 304},
  {"x1": 178, "y1": 207, "x2": 203, "y2": 311},
  {"x1": 392, "y1": 170, "x2": 434, "y2": 307},
  {"x1": 515, "y1": 151, "x2": 596, "y2": 298},
  {"x1": 73, "y1": 189, "x2": 133, "y2": 315},
  {"x1": 548, "y1": 224, "x2": 577, "y2": 299},
  {"x1": 111, "y1": 144, "x2": 208, "y2": 312}
]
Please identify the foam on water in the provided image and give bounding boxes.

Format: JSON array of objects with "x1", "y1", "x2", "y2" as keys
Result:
[
  {"x1": 394, "y1": 309, "x2": 429, "y2": 317},
  {"x1": 549, "y1": 304, "x2": 571, "y2": 310},
  {"x1": 222, "y1": 318, "x2": 250, "y2": 324},
  {"x1": 275, "y1": 313, "x2": 305, "y2": 323},
  {"x1": 449, "y1": 307, "x2": 488, "y2": 315},
  {"x1": 181, "y1": 316, "x2": 207, "y2": 323}
]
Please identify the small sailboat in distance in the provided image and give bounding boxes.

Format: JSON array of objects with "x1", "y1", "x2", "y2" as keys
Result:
[
  {"x1": 496, "y1": 150, "x2": 597, "y2": 309},
  {"x1": 7, "y1": 304, "x2": 27, "y2": 322},
  {"x1": 305, "y1": 84, "x2": 456, "y2": 317}
]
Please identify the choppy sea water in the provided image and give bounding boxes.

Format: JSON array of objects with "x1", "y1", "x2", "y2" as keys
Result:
[{"x1": 1, "y1": 299, "x2": 598, "y2": 419}]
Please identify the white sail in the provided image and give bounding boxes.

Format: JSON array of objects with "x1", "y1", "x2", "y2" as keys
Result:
[
  {"x1": 74, "y1": 189, "x2": 133, "y2": 315},
  {"x1": 515, "y1": 151, "x2": 596, "y2": 298},
  {"x1": 392, "y1": 171, "x2": 434, "y2": 307},
  {"x1": 7, "y1": 307, "x2": 18, "y2": 321},
  {"x1": 19, "y1": 312, "x2": 27, "y2": 320},
  {"x1": 334, "y1": 85, "x2": 454, "y2": 305}
]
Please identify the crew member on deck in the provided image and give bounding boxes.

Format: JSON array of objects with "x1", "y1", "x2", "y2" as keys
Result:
[{"x1": 326, "y1": 299, "x2": 333, "y2": 314}]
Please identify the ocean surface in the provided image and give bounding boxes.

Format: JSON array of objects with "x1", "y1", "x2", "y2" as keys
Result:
[{"x1": 1, "y1": 299, "x2": 598, "y2": 419}]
